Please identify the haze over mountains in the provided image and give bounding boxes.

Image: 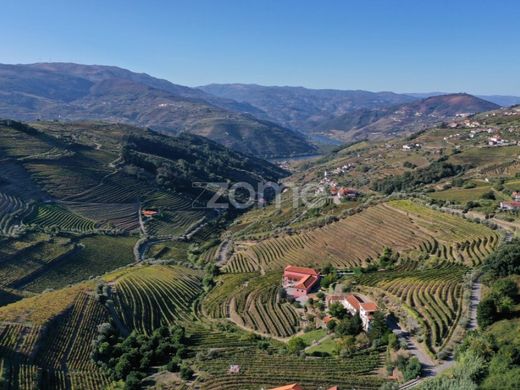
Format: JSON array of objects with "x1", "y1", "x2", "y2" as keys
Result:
[
  {"x1": 0, "y1": 63, "x2": 316, "y2": 158},
  {"x1": 199, "y1": 84, "x2": 416, "y2": 132},
  {"x1": 0, "y1": 62, "x2": 510, "y2": 157},
  {"x1": 316, "y1": 93, "x2": 500, "y2": 141},
  {"x1": 200, "y1": 84, "x2": 501, "y2": 142}
]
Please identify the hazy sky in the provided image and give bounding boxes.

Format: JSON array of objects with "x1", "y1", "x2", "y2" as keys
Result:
[{"x1": 2, "y1": 0, "x2": 519, "y2": 94}]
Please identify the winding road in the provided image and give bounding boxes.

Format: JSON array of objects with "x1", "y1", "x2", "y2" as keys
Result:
[{"x1": 394, "y1": 279, "x2": 482, "y2": 388}]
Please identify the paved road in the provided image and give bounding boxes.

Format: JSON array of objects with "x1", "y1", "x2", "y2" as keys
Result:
[
  {"x1": 216, "y1": 239, "x2": 232, "y2": 267},
  {"x1": 397, "y1": 279, "x2": 482, "y2": 388},
  {"x1": 387, "y1": 316, "x2": 436, "y2": 377},
  {"x1": 468, "y1": 280, "x2": 482, "y2": 330}
]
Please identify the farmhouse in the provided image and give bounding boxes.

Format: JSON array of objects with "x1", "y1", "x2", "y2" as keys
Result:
[
  {"x1": 142, "y1": 210, "x2": 158, "y2": 217},
  {"x1": 282, "y1": 266, "x2": 320, "y2": 298},
  {"x1": 337, "y1": 187, "x2": 359, "y2": 199},
  {"x1": 500, "y1": 201, "x2": 520, "y2": 211},
  {"x1": 328, "y1": 294, "x2": 378, "y2": 331}
]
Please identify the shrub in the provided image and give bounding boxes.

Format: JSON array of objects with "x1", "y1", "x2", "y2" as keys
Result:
[{"x1": 179, "y1": 364, "x2": 194, "y2": 380}]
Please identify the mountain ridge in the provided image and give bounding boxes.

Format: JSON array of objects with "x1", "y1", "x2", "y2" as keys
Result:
[
  {"x1": 315, "y1": 93, "x2": 500, "y2": 141},
  {"x1": 198, "y1": 83, "x2": 417, "y2": 131},
  {"x1": 0, "y1": 63, "x2": 317, "y2": 158}
]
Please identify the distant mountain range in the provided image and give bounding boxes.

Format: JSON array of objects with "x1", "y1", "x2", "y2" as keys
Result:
[
  {"x1": 199, "y1": 83, "x2": 416, "y2": 131},
  {"x1": 406, "y1": 92, "x2": 520, "y2": 107},
  {"x1": 0, "y1": 63, "x2": 316, "y2": 158},
  {"x1": 316, "y1": 93, "x2": 500, "y2": 141},
  {"x1": 0, "y1": 63, "x2": 511, "y2": 153}
]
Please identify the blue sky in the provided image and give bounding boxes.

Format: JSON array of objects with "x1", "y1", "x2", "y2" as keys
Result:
[{"x1": 2, "y1": 0, "x2": 519, "y2": 94}]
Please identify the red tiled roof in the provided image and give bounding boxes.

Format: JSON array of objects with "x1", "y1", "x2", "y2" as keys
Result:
[
  {"x1": 327, "y1": 387, "x2": 339, "y2": 390},
  {"x1": 269, "y1": 385, "x2": 304, "y2": 390},
  {"x1": 295, "y1": 275, "x2": 319, "y2": 290},
  {"x1": 345, "y1": 294, "x2": 361, "y2": 311},
  {"x1": 284, "y1": 266, "x2": 319, "y2": 276},
  {"x1": 323, "y1": 315, "x2": 333, "y2": 324},
  {"x1": 502, "y1": 201, "x2": 520, "y2": 207},
  {"x1": 339, "y1": 188, "x2": 357, "y2": 195},
  {"x1": 360, "y1": 302, "x2": 378, "y2": 312}
]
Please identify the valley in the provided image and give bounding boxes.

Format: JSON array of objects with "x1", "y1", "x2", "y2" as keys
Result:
[{"x1": 0, "y1": 105, "x2": 519, "y2": 389}]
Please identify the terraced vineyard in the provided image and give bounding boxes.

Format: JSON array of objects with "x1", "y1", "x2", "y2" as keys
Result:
[
  {"x1": 35, "y1": 292, "x2": 110, "y2": 388},
  {"x1": 143, "y1": 191, "x2": 194, "y2": 209},
  {"x1": 59, "y1": 201, "x2": 140, "y2": 231},
  {"x1": 112, "y1": 265, "x2": 204, "y2": 334},
  {"x1": 203, "y1": 273, "x2": 301, "y2": 338},
  {"x1": 0, "y1": 294, "x2": 110, "y2": 389},
  {"x1": 145, "y1": 210, "x2": 207, "y2": 237},
  {"x1": 24, "y1": 159, "x2": 110, "y2": 200},
  {"x1": 225, "y1": 201, "x2": 499, "y2": 273},
  {"x1": 20, "y1": 235, "x2": 136, "y2": 293},
  {"x1": 358, "y1": 264, "x2": 466, "y2": 353},
  {"x1": 0, "y1": 192, "x2": 32, "y2": 236},
  {"x1": 0, "y1": 323, "x2": 42, "y2": 390},
  {"x1": 198, "y1": 350, "x2": 385, "y2": 390},
  {"x1": 0, "y1": 237, "x2": 75, "y2": 288},
  {"x1": 65, "y1": 171, "x2": 150, "y2": 204},
  {"x1": 26, "y1": 203, "x2": 97, "y2": 232}
]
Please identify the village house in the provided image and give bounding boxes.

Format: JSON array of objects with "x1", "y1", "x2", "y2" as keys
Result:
[
  {"x1": 327, "y1": 294, "x2": 378, "y2": 331},
  {"x1": 329, "y1": 186, "x2": 359, "y2": 200},
  {"x1": 337, "y1": 187, "x2": 359, "y2": 199},
  {"x1": 282, "y1": 266, "x2": 320, "y2": 298},
  {"x1": 500, "y1": 201, "x2": 520, "y2": 211},
  {"x1": 402, "y1": 143, "x2": 421, "y2": 151},
  {"x1": 512, "y1": 191, "x2": 520, "y2": 201}
]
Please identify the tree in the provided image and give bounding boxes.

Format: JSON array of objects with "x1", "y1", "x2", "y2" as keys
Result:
[
  {"x1": 179, "y1": 364, "x2": 194, "y2": 380},
  {"x1": 483, "y1": 239, "x2": 520, "y2": 277},
  {"x1": 388, "y1": 332, "x2": 398, "y2": 351},
  {"x1": 368, "y1": 312, "x2": 389, "y2": 342},
  {"x1": 114, "y1": 356, "x2": 132, "y2": 380},
  {"x1": 477, "y1": 298, "x2": 497, "y2": 328},
  {"x1": 287, "y1": 337, "x2": 306, "y2": 354},
  {"x1": 326, "y1": 319, "x2": 337, "y2": 332},
  {"x1": 335, "y1": 314, "x2": 362, "y2": 337},
  {"x1": 337, "y1": 335, "x2": 356, "y2": 357},
  {"x1": 167, "y1": 357, "x2": 180, "y2": 372},
  {"x1": 491, "y1": 278, "x2": 518, "y2": 300},
  {"x1": 403, "y1": 357, "x2": 422, "y2": 381},
  {"x1": 124, "y1": 372, "x2": 142, "y2": 390},
  {"x1": 379, "y1": 247, "x2": 398, "y2": 268},
  {"x1": 328, "y1": 302, "x2": 347, "y2": 319},
  {"x1": 481, "y1": 191, "x2": 495, "y2": 200}
]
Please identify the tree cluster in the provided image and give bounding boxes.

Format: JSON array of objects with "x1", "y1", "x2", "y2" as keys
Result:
[
  {"x1": 371, "y1": 160, "x2": 464, "y2": 194},
  {"x1": 92, "y1": 323, "x2": 193, "y2": 389}
]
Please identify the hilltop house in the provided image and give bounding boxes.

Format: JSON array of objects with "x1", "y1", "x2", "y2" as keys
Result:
[
  {"x1": 282, "y1": 266, "x2": 320, "y2": 298},
  {"x1": 327, "y1": 294, "x2": 378, "y2": 331},
  {"x1": 500, "y1": 201, "x2": 520, "y2": 211}
]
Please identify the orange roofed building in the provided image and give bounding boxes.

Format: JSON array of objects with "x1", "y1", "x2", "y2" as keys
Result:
[
  {"x1": 142, "y1": 210, "x2": 158, "y2": 217},
  {"x1": 328, "y1": 294, "x2": 378, "y2": 331},
  {"x1": 282, "y1": 266, "x2": 320, "y2": 298},
  {"x1": 269, "y1": 385, "x2": 338, "y2": 390},
  {"x1": 268, "y1": 385, "x2": 304, "y2": 390}
]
